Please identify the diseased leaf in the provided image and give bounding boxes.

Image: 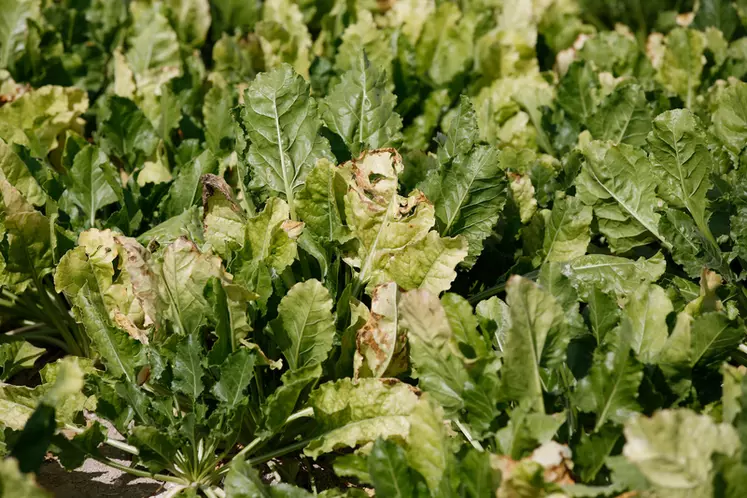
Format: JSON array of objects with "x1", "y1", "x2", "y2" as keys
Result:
[
  {"x1": 354, "y1": 282, "x2": 407, "y2": 379},
  {"x1": 304, "y1": 378, "x2": 419, "y2": 458}
]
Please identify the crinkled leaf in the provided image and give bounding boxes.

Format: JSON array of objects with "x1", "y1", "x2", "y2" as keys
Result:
[
  {"x1": 577, "y1": 140, "x2": 664, "y2": 252},
  {"x1": 238, "y1": 64, "x2": 332, "y2": 219},
  {"x1": 562, "y1": 252, "x2": 666, "y2": 302},
  {"x1": 321, "y1": 51, "x2": 402, "y2": 156}
]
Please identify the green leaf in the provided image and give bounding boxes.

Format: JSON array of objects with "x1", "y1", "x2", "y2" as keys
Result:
[
  {"x1": 623, "y1": 409, "x2": 739, "y2": 493},
  {"x1": 648, "y1": 109, "x2": 715, "y2": 242},
  {"x1": 585, "y1": 288, "x2": 620, "y2": 344},
  {"x1": 694, "y1": 0, "x2": 739, "y2": 40},
  {"x1": 0, "y1": 86, "x2": 88, "y2": 157},
  {"x1": 437, "y1": 95, "x2": 479, "y2": 164},
  {"x1": 60, "y1": 144, "x2": 118, "y2": 227},
  {"x1": 541, "y1": 195, "x2": 592, "y2": 264},
  {"x1": 304, "y1": 378, "x2": 420, "y2": 458},
  {"x1": 162, "y1": 148, "x2": 218, "y2": 219},
  {"x1": 562, "y1": 252, "x2": 667, "y2": 302},
  {"x1": 203, "y1": 85, "x2": 237, "y2": 158},
  {"x1": 427, "y1": 145, "x2": 507, "y2": 267},
  {"x1": 238, "y1": 63, "x2": 332, "y2": 219},
  {"x1": 0, "y1": 341, "x2": 44, "y2": 381},
  {"x1": 587, "y1": 84, "x2": 652, "y2": 146},
  {"x1": 575, "y1": 324, "x2": 643, "y2": 431},
  {"x1": 225, "y1": 458, "x2": 314, "y2": 498},
  {"x1": 321, "y1": 51, "x2": 402, "y2": 156},
  {"x1": 557, "y1": 61, "x2": 600, "y2": 125},
  {"x1": 172, "y1": 333, "x2": 205, "y2": 400},
  {"x1": 501, "y1": 275, "x2": 567, "y2": 412},
  {"x1": 269, "y1": 279, "x2": 336, "y2": 370},
  {"x1": 574, "y1": 429, "x2": 621, "y2": 482},
  {"x1": 129, "y1": 426, "x2": 178, "y2": 473},
  {"x1": 623, "y1": 284, "x2": 673, "y2": 363},
  {"x1": 212, "y1": 348, "x2": 256, "y2": 410},
  {"x1": 655, "y1": 28, "x2": 705, "y2": 108},
  {"x1": 691, "y1": 312, "x2": 745, "y2": 368},
  {"x1": 368, "y1": 438, "x2": 418, "y2": 498},
  {"x1": 712, "y1": 80, "x2": 747, "y2": 155},
  {"x1": 261, "y1": 363, "x2": 321, "y2": 433},
  {"x1": 296, "y1": 159, "x2": 349, "y2": 244},
  {"x1": 577, "y1": 140, "x2": 664, "y2": 252},
  {"x1": 96, "y1": 96, "x2": 158, "y2": 171}
]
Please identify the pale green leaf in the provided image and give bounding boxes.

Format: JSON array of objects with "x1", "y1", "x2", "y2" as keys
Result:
[
  {"x1": 0, "y1": 139, "x2": 45, "y2": 206},
  {"x1": 712, "y1": 80, "x2": 747, "y2": 155},
  {"x1": 541, "y1": 195, "x2": 592, "y2": 263},
  {"x1": 155, "y1": 237, "x2": 226, "y2": 336},
  {"x1": 623, "y1": 409, "x2": 739, "y2": 492},
  {"x1": 304, "y1": 378, "x2": 419, "y2": 458},
  {"x1": 655, "y1": 28, "x2": 705, "y2": 108}
]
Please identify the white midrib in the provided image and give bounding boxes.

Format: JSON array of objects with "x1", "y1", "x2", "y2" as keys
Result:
[
  {"x1": 520, "y1": 299, "x2": 545, "y2": 413},
  {"x1": 443, "y1": 162, "x2": 482, "y2": 235},
  {"x1": 358, "y1": 57, "x2": 368, "y2": 147},
  {"x1": 290, "y1": 288, "x2": 318, "y2": 370},
  {"x1": 594, "y1": 354, "x2": 627, "y2": 431},
  {"x1": 358, "y1": 194, "x2": 397, "y2": 285},
  {"x1": 542, "y1": 206, "x2": 569, "y2": 265},
  {"x1": 272, "y1": 95, "x2": 295, "y2": 219},
  {"x1": 587, "y1": 165, "x2": 666, "y2": 246}
]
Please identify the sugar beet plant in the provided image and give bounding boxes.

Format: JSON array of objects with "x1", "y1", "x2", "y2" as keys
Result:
[{"x1": 6, "y1": 0, "x2": 747, "y2": 497}]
